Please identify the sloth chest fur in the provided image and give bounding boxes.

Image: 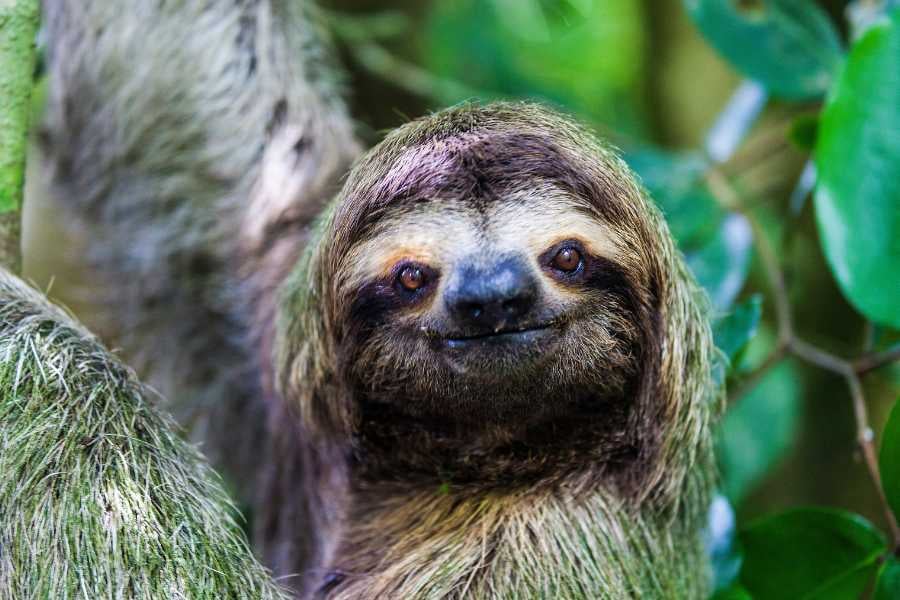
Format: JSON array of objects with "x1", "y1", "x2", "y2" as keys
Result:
[{"x1": 322, "y1": 485, "x2": 710, "y2": 600}]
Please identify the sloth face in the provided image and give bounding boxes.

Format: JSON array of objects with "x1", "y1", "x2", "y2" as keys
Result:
[
  {"x1": 327, "y1": 132, "x2": 654, "y2": 429},
  {"x1": 341, "y1": 189, "x2": 635, "y2": 396},
  {"x1": 282, "y1": 104, "x2": 710, "y2": 485}
]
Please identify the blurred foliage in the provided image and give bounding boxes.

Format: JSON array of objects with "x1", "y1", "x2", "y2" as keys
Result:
[
  {"x1": 875, "y1": 555, "x2": 900, "y2": 599},
  {"x1": 705, "y1": 495, "x2": 743, "y2": 594},
  {"x1": 685, "y1": 0, "x2": 843, "y2": 100},
  {"x1": 738, "y1": 508, "x2": 886, "y2": 599},
  {"x1": 714, "y1": 295, "x2": 763, "y2": 366},
  {"x1": 424, "y1": 0, "x2": 647, "y2": 135},
  {"x1": 718, "y1": 361, "x2": 803, "y2": 505}
]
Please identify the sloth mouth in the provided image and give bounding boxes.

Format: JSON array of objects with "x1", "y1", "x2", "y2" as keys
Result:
[{"x1": 443, "y1": 324, "x2": 555, "y2": 349}]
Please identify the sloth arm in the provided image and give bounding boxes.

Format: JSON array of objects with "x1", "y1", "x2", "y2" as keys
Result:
[{"x1": 0, "y1": 268, "x2": 289, "y2": 598}]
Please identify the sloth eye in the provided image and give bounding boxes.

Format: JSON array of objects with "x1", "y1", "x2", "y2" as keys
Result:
[
  {"x1": 398, "y1": 265, "x2": 426, "y2": 291},
  {"x1": 551, "y1": 247, "x2": 582, "y2": 273}
]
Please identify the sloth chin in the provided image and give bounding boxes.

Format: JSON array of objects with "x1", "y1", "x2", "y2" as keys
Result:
[{"x1": 429, "y1": 320, "x2": 567, "y2": 378}]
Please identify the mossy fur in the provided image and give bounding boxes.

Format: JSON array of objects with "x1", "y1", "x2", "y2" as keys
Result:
[{"x1": 0, "y1": 268, "x2": 288, "y2": 599}]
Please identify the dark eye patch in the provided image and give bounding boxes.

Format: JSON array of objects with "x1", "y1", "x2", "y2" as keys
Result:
[
  {"x1": 540, "y1": 240, "x2": 639, "y2": 311},
  {"x1": 346, "y1": 263, "x2": 440, "y2": 336}
]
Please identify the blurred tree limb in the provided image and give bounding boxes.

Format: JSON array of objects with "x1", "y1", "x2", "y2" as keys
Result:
[{"x1": 0, "y1": 0, "x2": 39, "y2": 274}]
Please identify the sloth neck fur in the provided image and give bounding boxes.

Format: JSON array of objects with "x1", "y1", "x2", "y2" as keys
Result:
[{"x1": 319, "y1": 469, "x2": 711, "y2": 599}]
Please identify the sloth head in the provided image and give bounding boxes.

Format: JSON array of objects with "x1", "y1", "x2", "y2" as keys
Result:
[{"x1": 279, "y1": 103, "x2": 717, "y2": 495}]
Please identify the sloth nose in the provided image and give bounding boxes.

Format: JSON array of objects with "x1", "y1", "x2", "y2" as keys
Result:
[{"x1": 445, "y1": 258, "x2": 538, "y2": 331}]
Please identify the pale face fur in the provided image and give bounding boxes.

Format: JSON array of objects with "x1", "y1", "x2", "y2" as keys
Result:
[{"x1": 339, "y1": 184, "x2": 638, "y2": 427}]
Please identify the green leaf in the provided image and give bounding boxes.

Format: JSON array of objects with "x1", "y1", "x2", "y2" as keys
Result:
[
  {"x1": 687, "y1": 213, "x2": 753, "y2": 312},
  {"x1": 718, "y1": 361, "x2": 801, "y2": 504},
  {"x1": 712, "y1": 584, "x2": 753, "y2": 600},
  {"x1": 739, "y1": 508, "x2": 887, "y2": 600},
  {"x1": 788, "y1": 114, "x2": 819, "y2": 152},
  {"x1": 874, "y1": 555, "x2": 900, "y2": 600},
  {"x1": 879, "y1": 398, "x2": 900, "y2": 521},
  {"x1": 815, "y1": 9, "x2": 900, "y2": 328},
  {"x1": 714, "y1": 295, "x2": 763, "y2": 365},
  {"x1": 684, "y1": 0, "x2": 843, "y2": 100},
  {"x1": 806, "y1": 561, "x2": 880, "y2": 599}
]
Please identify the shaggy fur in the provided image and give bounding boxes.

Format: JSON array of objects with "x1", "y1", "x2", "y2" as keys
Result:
[
  {"x1": 277, "y1": 102, "x2": 721, "y2": 598},
  {"x1": 37, "y1": 0, "x2": 359, "y2": 503},
  {"x1": 35, "y1": 0, "x2": 720, "y2": 595},
  {"x1": 0, "y1": 268, "x2": 289, "y2": 599}
]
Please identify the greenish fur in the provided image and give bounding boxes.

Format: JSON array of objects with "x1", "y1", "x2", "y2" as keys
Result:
[
  {"x1": 0, "y1": 269, "x2": 288, "y2": 599},
  {"x1": 35, "y1": 0, "x2": 359, "y2": 506},
  {"x1": 328, "y1": 483, "x2": 711, "y2": 598}
]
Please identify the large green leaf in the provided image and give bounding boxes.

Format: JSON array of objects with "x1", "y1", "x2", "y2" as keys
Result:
[
  {"x1": 718, "y1": 361, "x2": 801, "y2": 504},
  {"x1": 805, "y1": 561, "x2": 880, "y2": 599},
  {"x1": 684, "y1": 0, "x2": 843, "y2": 100},
  {"x1": 874, "y1": 555, "x2": 900, "y2": 600},
  {"x1": 815, "y1": 9, "x2": 900, "y2": 328},
  {"x1": 739, "y1": 508, "x2": 886, "y2": 600},
  {"x1": 879, "y1": 398, "x2": 900, "y2": 521}
]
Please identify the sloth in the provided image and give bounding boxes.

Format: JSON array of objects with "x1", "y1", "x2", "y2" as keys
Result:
[
  {"x1": 35, "y1": 1, "x2": 719, "y2": 597},
  {"x1": 271, "y1": 103, "x2": 720, "y2": 598}
]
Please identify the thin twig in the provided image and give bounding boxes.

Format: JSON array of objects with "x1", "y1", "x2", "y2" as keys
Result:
[
  {"x1": 854, "y1": 344, "x2": 900, "y2": 376},
  {"x1": 790, "y1": 338, "x2": 900, "y2": 546},
  {"x1": 707, "y1": 168, "x2": 900, "y2": 549}
]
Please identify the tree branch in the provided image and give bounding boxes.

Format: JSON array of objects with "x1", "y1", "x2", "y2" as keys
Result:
[
  {"x1": 854, "y1": 344, "x2": 900, "y2": 376},
  {"x1": 0, "y1": 0, "x2": 40, "y2": 274},
  {"x1": 707, "y1": 164, "x2": 900, "y2": 549}
]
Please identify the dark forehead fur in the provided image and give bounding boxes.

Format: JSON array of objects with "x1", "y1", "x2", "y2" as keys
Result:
[{"x1": 329, "y1": 102, "x2": 644, "y2": 255}]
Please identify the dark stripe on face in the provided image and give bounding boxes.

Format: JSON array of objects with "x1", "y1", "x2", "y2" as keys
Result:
[
  {"x1": 538, "y1": 239, "x2": 641, "y2": 317},
  {"x1": 344, "y1": 263, "x2": 440, "y2": 344},
  {"x1": 582, "y1": 256, "x2": 642, "y2": 315}
]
